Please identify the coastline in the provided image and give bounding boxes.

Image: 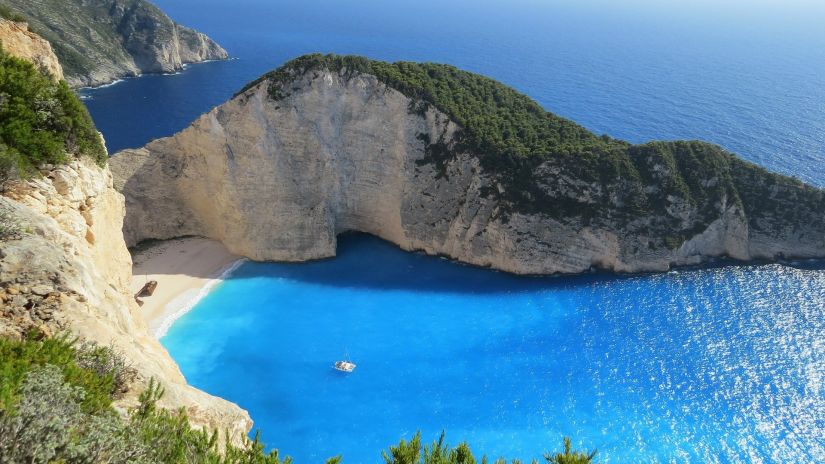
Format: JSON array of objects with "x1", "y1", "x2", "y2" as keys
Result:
[
  {"x1": 78, "y1": 57, "x2": 236, "y2": 90},
  {"x1": 130, "y1": 237, "x2": 245, "y2": 338}
]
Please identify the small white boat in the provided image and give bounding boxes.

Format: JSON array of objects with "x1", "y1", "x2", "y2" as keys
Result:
[{"x1": 334, "y1": 360, "x2": 356, "y2": 372}]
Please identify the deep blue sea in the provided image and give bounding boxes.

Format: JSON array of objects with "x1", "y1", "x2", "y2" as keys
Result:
[{"x1": 81, "y1": 1, "x2": 825, "y2": 462}]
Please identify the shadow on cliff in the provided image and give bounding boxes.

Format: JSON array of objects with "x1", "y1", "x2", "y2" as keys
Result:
[{"x1": 214, "y1": 233, "x2": 825, "y2": 295}]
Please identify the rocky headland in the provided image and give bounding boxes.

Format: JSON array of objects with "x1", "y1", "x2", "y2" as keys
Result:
[
  {"x1": 0, "y1": 0, "x2": 228, "y2": 87},
  {"x1": 112, "y1": 54, "x2": 825, "y2": 275}
]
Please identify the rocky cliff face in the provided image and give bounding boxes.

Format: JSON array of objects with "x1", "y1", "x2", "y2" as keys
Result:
[
  {"x1": 109, "y1": 66, "x2": 825, "y2": 274},
  {"x1": 0, "y1": 0, "x2": 228, "y2": 87},
  {"x1": 0, "y1": 18, "x2": 63, "y2": 79},
  {"x1": 0, "y1": 160, "x2": 251, "y2": 439}
]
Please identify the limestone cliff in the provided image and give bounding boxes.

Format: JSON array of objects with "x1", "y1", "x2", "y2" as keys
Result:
[
  {"x1": 0, "y1": 160, "x2": 251, "y2": 440},
  {"x1": 111, "y1": 56, "x2": 825, "y2": 275},
  {"x1": 0, "y1": 0, "x2": 228, "y2": 87},
  {"x1": 0, "y1": 18, "x2": 63, "y2": 79}
]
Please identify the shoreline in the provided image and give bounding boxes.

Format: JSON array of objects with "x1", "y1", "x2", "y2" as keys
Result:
[
  {"x1": 130, "y1": 237, "x2": 245, "y2": 339},
  {"x1": 153, "y1": 258, "x2": 246, "y2": 339},
  {"x1": 78, "y1": 57, "x2": 235, "y2": 90}
]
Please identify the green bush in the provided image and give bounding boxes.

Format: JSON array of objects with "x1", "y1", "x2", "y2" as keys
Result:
[
  {"x1": 380, "y1": 431, "x2": 597, "y2": 464},
  {"x1": 0, "y1": 365, "x2": 141, "y2": 463},
  {"x1": 0, "y1": 5, "x2": 26, "y2": 23},
  {"x1": 126, "y1": 379, "x2": 289, "y2": 464},
  {"x1": 74, "y1": 340, "x2": 138, "y2": 398},
  {"x1": 0, "y1": 45, "x2": 106, "y2": 181},
  {"x1": 0, "y1": 334, "x2": 118, "y2": 415},
  {"x1": 0, "y1": 335, "x2": 292, "y2": 464}
]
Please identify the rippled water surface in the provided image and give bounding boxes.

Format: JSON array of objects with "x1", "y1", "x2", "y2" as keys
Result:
[
  {"x1": 162, "y1": 235, "x2": 825, "y2": 463},
  {"x1": 79, "y1": 0, "x2": 825, "y2": 461}
]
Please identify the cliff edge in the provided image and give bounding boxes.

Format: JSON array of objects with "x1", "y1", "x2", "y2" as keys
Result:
[
  {"x1": 111, "y1": 54, "x2": 825, "y2": 275},
  {"x1": 0, "y1": 17, "x2": 63, "y2": 79},
  {"x1": 0, "y1": 160, "x2": 252, "y2": 440},
  {"x1": 0, "y1": 34, "x2": 250, "y2": 442},
  {"x1": 0, "y1": 0, "x2": 228, "y2": 87}
]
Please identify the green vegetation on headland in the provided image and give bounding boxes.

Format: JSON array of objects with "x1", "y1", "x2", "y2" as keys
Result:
[
  {"x1": 0, "y1": 4, "x2": 25, "y2": 22},
  {"x1": 0, "y1": 334, "x2": 598, "y2": 463},
  {"x1": 0, "y1": 46, "x2": 105, "y2": 182},
  {"x1": 238, "y1": 54, "x2": 605, "y2": 161},
  {"x1": 241, "y1": 54, "x2": 825, "y2": 248}
]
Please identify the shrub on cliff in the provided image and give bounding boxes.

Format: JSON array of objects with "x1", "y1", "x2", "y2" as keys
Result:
[
  {"x1": 0, "y1": 334, "x2": 121, "y2": 414},
  {"x1": 0, "y1": 365, "x2": 143, "y2": 463},
  {"x1": 0, "y1": 46, "x2": 105, "y2": 181},
  {"x1": 0, "y1": 5, "x2": 26, "y2": 23},
  {"x1": 74, "y1": 340, "x2": 137, "y2": 398},
  {"x1": 0, "y1": 335, "x2": 292, "y2": 464},
  {"x1": 380, "y1": 431, "x2": 597, "y2": 464}
]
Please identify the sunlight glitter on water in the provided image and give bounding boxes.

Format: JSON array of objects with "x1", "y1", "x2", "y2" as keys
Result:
[{"x1": 162, "y1": 236, "x2": 825, "y2": 463}]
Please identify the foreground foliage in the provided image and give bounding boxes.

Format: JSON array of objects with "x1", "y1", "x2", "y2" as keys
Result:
[
  {"x1": 0, "y1": 335, "x2": 290, "y2": 463},
  {"x1": 0, "y1": 4, "x2": 25, "y2": 22},
  {"x1": 381, "y1": 431, "x2": 596, "y2": 464},
  {"x1": 0, "y1": 335, "x2": 597, "y2": 463},
  {"x1": 0, "y1": 46, "x2": 105, "y2": 181}
]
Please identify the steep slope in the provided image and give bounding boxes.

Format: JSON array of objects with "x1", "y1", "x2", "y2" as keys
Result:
[
  {"x1": 111, "y1": 54, "x2": 825, "y2": 275},
  {"x1": 0, "y1": 0, "x2": 228, "y2": 87},
  {"x1": 0, "y1": 161, "x2": 252, "y2": 438},
  {"x1": 0, "y1": 17, "x2": 62, "y2": 79},
  {"x1": 0, "y1": 39, "x2": 250, "y2": 441}
]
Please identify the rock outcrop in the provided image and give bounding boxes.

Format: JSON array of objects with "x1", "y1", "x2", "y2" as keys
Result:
[
  {"x1": 0, "y1": 18, "x2": 63, "y2": 80},
  {"x1": 0, "y1": 0, "x2": 228, "y2": 87},
  {"x1": 0, "y1": 160, "x2": 252, "y2": 440},
  {"x1": 111, "y1": 57, "x2": 825, "y2": 275}
]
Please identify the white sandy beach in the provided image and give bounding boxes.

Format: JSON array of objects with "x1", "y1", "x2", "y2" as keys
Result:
[{"x1": 130, "y1": 237, "x2": 244, "y2": 338}]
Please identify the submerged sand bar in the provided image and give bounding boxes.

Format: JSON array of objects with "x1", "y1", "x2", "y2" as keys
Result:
[{"x1": 130, "y1": 237, "x2": 243, "y2": 338}]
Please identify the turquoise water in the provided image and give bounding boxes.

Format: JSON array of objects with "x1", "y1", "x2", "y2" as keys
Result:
[
  {"x1": 163, "y1": 235, "x2": 825, "y2": 463},
  {"x1": 77, "y1": 0, "x2": 825, "y2": 461}
]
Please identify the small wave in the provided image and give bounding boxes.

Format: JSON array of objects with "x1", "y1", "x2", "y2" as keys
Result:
[
  {"x1": 154, "y1": 258, "x2": 247, "y2": 339},
  {"x1": 80, "y1": 78, "x2": 129, "y2": 90}
]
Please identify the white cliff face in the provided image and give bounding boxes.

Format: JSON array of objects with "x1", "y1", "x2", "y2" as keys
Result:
[
  {"x1": 111, "y1": 70, "x2": 823, "y2": 275},
  {"x1": 0, "y1": 160, "x2": 251, "y2": 440},
  {"x1": 0, "y1": 0, "x2": 228, "y2": 88},
  {"x1": 0, "y1": 19, "x2": 63, "y2": 80}
]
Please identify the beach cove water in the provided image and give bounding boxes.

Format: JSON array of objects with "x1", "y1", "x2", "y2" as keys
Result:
[
  {"x1": 77, "y1": 0, "x2": 825, "y2": 461},
  {"x1": 162, "y1": 235, "x2": 825, "y2": 463}
]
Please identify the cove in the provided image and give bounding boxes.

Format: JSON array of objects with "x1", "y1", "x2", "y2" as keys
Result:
[{"x1": 161, "y1": 234, "x2": 824, "y2": 463}]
